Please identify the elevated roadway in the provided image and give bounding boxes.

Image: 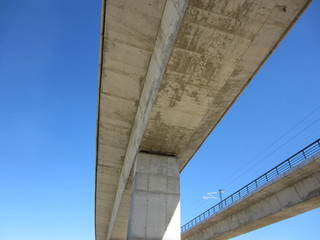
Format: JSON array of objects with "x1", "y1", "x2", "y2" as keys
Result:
[
  {"x1": 182, "y1": 141, "x2": 320, "y2": 240},
  {"x1": 95, "y1": 0, "x2": 312, "y2": 239}
]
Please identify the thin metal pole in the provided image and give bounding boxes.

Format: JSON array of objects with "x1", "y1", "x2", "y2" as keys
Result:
[{"x1": 218, "y1": 189, "x2": 225, "y2": 201}]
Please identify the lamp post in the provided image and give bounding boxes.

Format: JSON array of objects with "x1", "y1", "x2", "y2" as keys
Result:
[{"x1": 218, "y1": 189, "x2": 225, "y2": 202}]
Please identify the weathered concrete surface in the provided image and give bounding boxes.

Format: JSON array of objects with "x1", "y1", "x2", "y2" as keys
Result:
[
  {"x1": 128, "y1": 153, "x2": 180, "y2": 240},
  {"x1": 99, "y1": 1, "x2": 189, "y2": 239},
  {"x1": 96, "y1": 0, "x2": 312, "y2": 239},
  {"x1": 182, "y1": 153, "x2": 320, "y2": 240},
  {"x1": 96, "y1": 0, "x2": 177, "y2": 239},
  {"x1": 139, "y1": 0, "x2": 312, "y2": 170}
]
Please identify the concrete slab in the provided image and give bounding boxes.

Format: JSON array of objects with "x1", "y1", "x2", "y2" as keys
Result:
[{"x1": 95, "y1": 0, "x2": 312, "y2": 239}]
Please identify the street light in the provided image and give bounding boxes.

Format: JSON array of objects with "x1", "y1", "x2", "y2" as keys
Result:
[
  {"x1": 203, "y1": 189, "x2": 226, "y2": 210},
  {"x1": 218, "y1": 189, "x2": 225, "y2": 202}
]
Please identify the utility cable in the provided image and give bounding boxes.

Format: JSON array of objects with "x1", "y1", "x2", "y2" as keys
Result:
[
  {"x1": 222, "y1": 116, "x2": 320, "y2": 189},
  {"x1": 215, "y1": 104, "x2": 320, "y2": 189}
]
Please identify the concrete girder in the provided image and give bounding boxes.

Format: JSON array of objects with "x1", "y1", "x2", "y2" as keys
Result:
[
  {"x1": 97, "y1": 1, "x2": 189, "y2": 239},
  {"x1": 96, "y1": 0, "x2": 312, "y2": 239}
]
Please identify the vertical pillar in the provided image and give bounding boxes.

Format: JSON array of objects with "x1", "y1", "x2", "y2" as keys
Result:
[{"x1": 127, "y1": 152, "x2": 180, "y2": 240}]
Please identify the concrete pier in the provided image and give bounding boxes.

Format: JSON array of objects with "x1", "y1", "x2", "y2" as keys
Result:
[{"x1": 127, "y1": 153, "x2": 180, "y2": 240}]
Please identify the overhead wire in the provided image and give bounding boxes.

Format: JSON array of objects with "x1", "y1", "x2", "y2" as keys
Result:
[
  {"x1": 182, "y1": 105, "x2": 320, "y2": 222},
  {"x1": 221, "y1": 113, "x2": 320, "y2": 190},
  {"x1": 216, "y1": 104, "x2": 320, "y2": 189}
]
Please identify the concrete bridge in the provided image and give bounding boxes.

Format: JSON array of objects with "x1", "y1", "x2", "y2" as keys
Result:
[
  {"x1": 181, "y1": 140, "x2": 320, "y2": 240},
  {"x1": 95, "y1": 0, "x2": 312, "y2": 239}
]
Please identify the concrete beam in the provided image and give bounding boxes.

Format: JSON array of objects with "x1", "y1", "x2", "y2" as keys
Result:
[
  {"x1": 182, "y1": 153, "x2": 320, "y2": 240},
  {"x1": 139, "y1": 0, "x2": 313, "y2": 170},
  {"x1": 95, "y1": 0, "x2": 169, "y2": 238},
  {"x1": 96, "y1": 1, "x2": 313, "y2": 239},
  {"x1": 106, "y1": 1, "x2": 189, "y2": 239}
]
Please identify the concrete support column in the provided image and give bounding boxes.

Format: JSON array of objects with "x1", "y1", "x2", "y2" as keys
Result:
[{"x1": 127, "y1": 152, "x2": 180, "y2": 240}]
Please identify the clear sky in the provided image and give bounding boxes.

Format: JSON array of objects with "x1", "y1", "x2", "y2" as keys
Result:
[{"x1": 0, "y1": 1, "x2": 319, "y2": 240}]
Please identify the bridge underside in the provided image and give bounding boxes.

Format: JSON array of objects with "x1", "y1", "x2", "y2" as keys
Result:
[
  {"x1": 95, "y1": 0, "x2": 312, "y2": 239},
  {"x1": 182, "y1": 153, "x2": 320, "y2": 240}
]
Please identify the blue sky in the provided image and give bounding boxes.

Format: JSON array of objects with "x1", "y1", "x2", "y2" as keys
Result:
[{"x1": 0, "y1": 1, "x2": 319, "y2": 240}]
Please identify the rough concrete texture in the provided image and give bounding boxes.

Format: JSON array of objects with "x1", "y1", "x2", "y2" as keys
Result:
[
  {"x1": 96, "y1": 0, "x2": 169, "y2": 239},
  {"x1": 96, "y1": 0, "x2": 312, "y2": 239},
  {"x1": 105, "y1": 1, "x2": 189, "y2": 239},
  {"x1": 182, "y1": 153, "x2": 320, "y2": 240},
  {"x1": 127, "y1": 153, "x2": 180, "y2": 240},
  {"x1": 139, "y1": 0, "x2": 312, "y2": 170}
]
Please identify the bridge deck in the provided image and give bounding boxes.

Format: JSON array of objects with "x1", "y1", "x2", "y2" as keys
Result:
[
  {"x1": 95, "y1": 0, "x2": 312, "y2": 239},
  {"x1": 182, "y1": 151, "x2": 320, "y2": 240}
]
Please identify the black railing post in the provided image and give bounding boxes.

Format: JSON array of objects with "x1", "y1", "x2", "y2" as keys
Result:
[
  {"x1": 302, "y1": 150, "x2": 307, "y2": 159},
  {"x1": 288, "y1": 159, "x2": 292, "y2": 168}
]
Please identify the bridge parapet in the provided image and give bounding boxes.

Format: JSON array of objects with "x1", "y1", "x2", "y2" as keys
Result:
[
  {"x1": 182, "y1": 138, "x2": 320, "y2": 233},
  {"x1": 182, "y1": 140, "x2": 320, "y2": 240}
]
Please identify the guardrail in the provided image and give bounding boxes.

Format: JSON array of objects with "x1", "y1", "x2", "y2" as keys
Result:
[{"x1": 181, "y1": 138, "x2": 320, "y2": 233}]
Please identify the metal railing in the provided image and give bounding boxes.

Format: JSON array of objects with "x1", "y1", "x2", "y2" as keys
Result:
[{"x1": 181, "y1": 138, "x2": 320, "y2": 233}]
